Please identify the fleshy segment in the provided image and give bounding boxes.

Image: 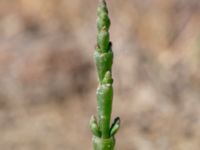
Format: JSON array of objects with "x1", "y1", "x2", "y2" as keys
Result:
[{"x1": 90, "y1": 1, "x2": 120, "y2": 150}]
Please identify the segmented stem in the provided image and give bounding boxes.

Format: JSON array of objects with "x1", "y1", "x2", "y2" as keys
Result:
[{"x1": 90, "y1": 1, "x2": 120, "y2": 150}]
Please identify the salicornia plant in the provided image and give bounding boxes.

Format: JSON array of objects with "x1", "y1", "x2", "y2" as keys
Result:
[{"x1": 90, "y1": 0, "x2": 120, "y2": 150}]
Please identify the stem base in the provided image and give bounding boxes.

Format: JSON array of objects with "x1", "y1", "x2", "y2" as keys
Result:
[{"x1": 92, "y1": 136, "x2": 115, "y2": 150}]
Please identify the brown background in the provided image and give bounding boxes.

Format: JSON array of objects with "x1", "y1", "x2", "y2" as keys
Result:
[{"x1": 0, "y1": 0, "x2": 200, "y2": 149}]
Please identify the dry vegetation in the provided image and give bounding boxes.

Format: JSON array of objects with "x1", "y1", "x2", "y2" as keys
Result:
[{"x1": 0, "y1": 0, "x2": 200, "y2": 150}]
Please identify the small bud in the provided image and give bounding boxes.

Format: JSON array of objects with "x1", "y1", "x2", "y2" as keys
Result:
[
  {"x1": 90, "y1": 116, "x2": 101, "y2": 137},
  {"x1": 110, "y1": 117, "x2": 120, "y2": 136},
  {"x1": 102, "y1": 71, "x2": 113, "y2": 84}
]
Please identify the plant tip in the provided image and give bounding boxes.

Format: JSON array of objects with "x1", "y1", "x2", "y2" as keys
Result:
[{"x1": 99, "y1": 0, "x2": 106, "y2": 5}]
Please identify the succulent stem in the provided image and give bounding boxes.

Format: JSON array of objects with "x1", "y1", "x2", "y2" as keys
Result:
[{"x1": 90, "y1": 1, "x2": 120, "y2": 150}]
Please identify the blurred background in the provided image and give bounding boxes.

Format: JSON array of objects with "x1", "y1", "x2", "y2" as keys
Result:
[{"x1": 0, "y1": 0, "x2": 200, "y2": 149}]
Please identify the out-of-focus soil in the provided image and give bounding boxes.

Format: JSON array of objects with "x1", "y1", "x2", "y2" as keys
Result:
[{"x1": 0, "y1": 0, "x2": 200, "y2": 150}]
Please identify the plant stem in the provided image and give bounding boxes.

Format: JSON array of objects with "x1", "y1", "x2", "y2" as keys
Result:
[{"x1": 90, "y1": 1, "x2": 120, "y2": 150}]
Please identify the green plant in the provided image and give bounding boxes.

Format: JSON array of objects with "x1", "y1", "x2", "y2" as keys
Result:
[{"x1": 90, "y1": 0, "x2": 120, "y2": 150}]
